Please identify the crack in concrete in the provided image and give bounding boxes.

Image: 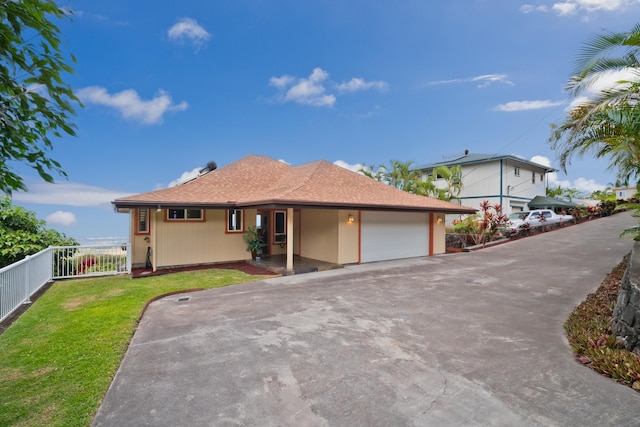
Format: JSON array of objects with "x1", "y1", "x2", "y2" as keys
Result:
[{"x1": 424, "y1": 366, "x2": 448, "y2": 414}]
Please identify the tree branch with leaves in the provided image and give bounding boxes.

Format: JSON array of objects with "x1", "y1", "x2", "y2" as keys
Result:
[{"x1": 0, "y1": 0, "x2": 80, "y2": 194}]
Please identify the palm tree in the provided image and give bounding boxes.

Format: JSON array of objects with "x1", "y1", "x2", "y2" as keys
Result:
[
  {"x1": 359, "y1": 160, "x2": 462, "y2": 201},
  {"x1": 388, "y1": 160, "x2": 421, "y2": 192},
  {"x1": 550, "y1": 22, "x2": 640, "y2": 180},
  {"x1": 551, "y1": 102, "x2": 640, "y2": 181}
]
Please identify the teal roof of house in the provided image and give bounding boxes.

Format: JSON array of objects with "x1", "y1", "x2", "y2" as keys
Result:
[{"x1": 416, "y1": 152, "x2": 556, "y2": 173}]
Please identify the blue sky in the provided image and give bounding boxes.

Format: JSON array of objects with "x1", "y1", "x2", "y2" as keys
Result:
[{"x1": 9, "y1": 0, "x2": 640, "y2": 242}]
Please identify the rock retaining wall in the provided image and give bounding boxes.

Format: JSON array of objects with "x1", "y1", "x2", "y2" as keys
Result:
[{"x1": 612, "y1": 241, "x2": 640, "y2": 355}]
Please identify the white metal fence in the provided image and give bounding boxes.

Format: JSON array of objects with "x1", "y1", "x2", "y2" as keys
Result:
[{"x1": 0, "y1": 244, "x2": 130, "y2": 323}]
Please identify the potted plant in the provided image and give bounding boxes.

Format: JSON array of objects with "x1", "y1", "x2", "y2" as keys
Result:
[{"x1": 243, "y1": 226, "x2": 263, "y2": 260}]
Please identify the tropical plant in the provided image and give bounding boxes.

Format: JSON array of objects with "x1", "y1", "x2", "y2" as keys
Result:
[
  {"x1": 243, "y1": 226, "x2": 263, "y2": 257},
  {"x1": 0, "y1": 196, "x2": 77, "y2": 267},
  {"x1": 360, "y1": 161, "x2": 463, "y2": 201},
  {"x1": 452, "y1": 200, "x2": 509, "y2": 247},
  {"x1": 0, "y1": 1, "x2": 80, "y2": 193},
  {"x1": 550, "y1": 22, "x2": 640, "y2": 183},
  {"x1": 546, "y1": 185, "x2": 564, "y2": 198},
  {"x1": 591, "y1": 188, "x2": 615, "y2": 202}
]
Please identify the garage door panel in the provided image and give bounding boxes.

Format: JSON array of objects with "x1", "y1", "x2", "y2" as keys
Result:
[{"x1": 361, "y1": 212, "x2": 429, "y2": 263}]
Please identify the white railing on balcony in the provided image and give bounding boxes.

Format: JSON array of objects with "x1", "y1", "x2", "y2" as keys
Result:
[{"x1": 0, "y1": 244, "x2": 130, "y2": 323}]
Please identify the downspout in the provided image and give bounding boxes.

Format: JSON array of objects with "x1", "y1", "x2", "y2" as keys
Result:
[
  {"x1": 429, "y1": 213, "x2": 434, "y2": 256},
  {"x1": 358, "y1": 210, "x2": 362, "y2": 264},
  {"x1": 152, "y1": 209, "x2": 159, "y2": 272},
  {"x1": 500, "y1": 159, "x2": 504, "y2": 207}
]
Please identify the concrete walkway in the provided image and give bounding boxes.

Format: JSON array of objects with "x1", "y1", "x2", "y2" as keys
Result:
[{"x1": 93, "y1": 213, "x2": 640, "y2": 426}]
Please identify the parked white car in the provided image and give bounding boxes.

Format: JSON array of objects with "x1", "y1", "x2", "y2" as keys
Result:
[{"x1": 507, "y1": 209, "x2": 574, "y2": 232}]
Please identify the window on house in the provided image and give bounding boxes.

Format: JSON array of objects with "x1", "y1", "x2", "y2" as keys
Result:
[
  {"x1": 137, "y1": 209, "x2": 149, "y2": 234},
  {"x1": 166, "y1": 208, "x2": 203, "y2": 221},
  {"x1": 274, "y1": 210, "x2": 286, "y2": 243},
  {"x1": 514, "y1": 167, "x2": 520, "y2": 177},
  {"x1": 532, "y1": 172, "x2": 536, "y2": 184},
  {"x1": 540, "y1": 173, "x2": 544, "y2": 181},
  {"x1": 227, "y1": 209, "x2": 243, "y2": 232}
]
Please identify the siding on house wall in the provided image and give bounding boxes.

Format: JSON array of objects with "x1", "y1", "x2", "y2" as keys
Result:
[
  {"x1": 425, "y1": 159, "x2": 547, "y2": 217},
  {"x1": 131, "y1": 208, "x2": 257, "y2": 269}
]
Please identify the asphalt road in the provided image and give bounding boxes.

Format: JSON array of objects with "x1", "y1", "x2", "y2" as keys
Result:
[{"x1": 93, "y1": 212, "x2": 640, "y2": 426}]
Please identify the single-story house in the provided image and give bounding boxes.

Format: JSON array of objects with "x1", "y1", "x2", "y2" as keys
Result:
[
  {"x1": 527, "y1": 195, "x2": 577, "y2": 212},
  {"x1": 112, "y1": 155, "x2": 476, "y2": 273}
]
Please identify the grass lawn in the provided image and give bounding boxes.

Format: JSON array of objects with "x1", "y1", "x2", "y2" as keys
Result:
[{"x1": 0, "y1": 269, "x2": 270, "y2": 427}]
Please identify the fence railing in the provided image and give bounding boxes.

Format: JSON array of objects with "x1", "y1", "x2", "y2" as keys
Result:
[{"x1": 0, "y1": 244, "x2": 130, "y2": 323}]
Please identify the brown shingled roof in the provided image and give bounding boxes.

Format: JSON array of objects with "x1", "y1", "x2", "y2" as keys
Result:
[{"x1": 112, "y1": 155, "x2": 476, "y2": 214}]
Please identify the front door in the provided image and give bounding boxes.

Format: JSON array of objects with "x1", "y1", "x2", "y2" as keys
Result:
[{"x1": 257, "y1": 211, "x2": 269, "y2": 256}]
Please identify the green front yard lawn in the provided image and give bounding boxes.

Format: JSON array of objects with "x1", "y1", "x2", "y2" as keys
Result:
[{"x1": 0, "y1": 269, "x2": 269, "y2": 427}]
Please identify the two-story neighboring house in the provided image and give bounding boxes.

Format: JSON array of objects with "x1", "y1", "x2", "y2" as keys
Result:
[{"x1": 416, "y1": 151, "x2": 556, "y2": 216}]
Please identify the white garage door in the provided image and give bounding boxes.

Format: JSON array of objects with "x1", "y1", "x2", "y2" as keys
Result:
[{"x1": 361, "y1": 211, "x2": 429, "y2": 263}]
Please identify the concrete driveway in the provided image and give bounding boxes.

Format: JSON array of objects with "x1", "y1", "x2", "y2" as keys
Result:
[{"x1": 93, "y1": 213, "x2": 640, "y2": 426}]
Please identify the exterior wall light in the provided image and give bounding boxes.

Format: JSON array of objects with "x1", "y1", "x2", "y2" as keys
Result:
[
  {"x1": 347, "y1": 214, "x2": 355, "y2": 224},
  {"x1": 437, "y1": 216, "x2": 443, "y2": 224}
]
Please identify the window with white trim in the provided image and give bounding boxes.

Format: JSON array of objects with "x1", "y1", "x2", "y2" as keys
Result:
[
  {"x1": 531, "y1": 172, "x2": 536, "y2": 184},
  {"x1": 514, "y1": 167, "x2": 520, "y2": 177},
  {"x1": 137, "y1": 209, "x2": 149, "y2": 234},
  {"x1": 227, "y1": 209, "x2": 243, "y2": 232},
  {"x1": 166, "y1": 208, "x2": 203, "y2": 220},
  {"x1": 274, "y1": 210, "x2": 286, "y2": 243}
]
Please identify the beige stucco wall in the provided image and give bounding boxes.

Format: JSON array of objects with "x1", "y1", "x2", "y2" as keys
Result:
[
  {"x1": 432, "y1": 213, "x2": 446, "y2": 255},
  {"x1": 299, "y1": 209, "x2": 340, "y2": 263},
  {"x1": 129, "y1": 207, "x2": 444, "y2": 269},
  {"x1": 131, "y1": 208, "x2": 257, "y2": 269},
  {"x1": 297, "y1": 209, "x2": 359, "y2": 265},
  {"x1": 338, "y1": 210, "x2": 359, "y2": 264}
]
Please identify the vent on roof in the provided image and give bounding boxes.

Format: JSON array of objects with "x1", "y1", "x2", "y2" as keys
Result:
[{"x1": 199, "y1": 161, "x2": 217, "y2": 175}]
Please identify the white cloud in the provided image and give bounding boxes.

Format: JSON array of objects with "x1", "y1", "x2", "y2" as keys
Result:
[
  {"x1": 168, "y1": 18, "x2": 211, "y2": 51},
  {"x1": 46, "y1": 211, "x2": 77, "y2": 227},
  {"x1": 427, "y1": 73, "x2": 513, "y2": 88},
  {"x1": 12, "y1": 181, "x2": 132, "y2": 208},
  {"x1": 532, "y1": 155, "x2": 607, "y2": 193},
  {"x1": 520, "y1": 4, "x2": 549, "y2": 13},
  {"x1": 521, "y1": 0, "x2": 640, "y2": 16},
  {"x1": 269, "y1": 67, "x2": 335, "y2": 107},
  {"x1": 336, "y1": 78, "x2": 389, "y2": 93},
  {"x1": 494, "y1": 100, "x2": 565, "y2": 112},
  {"x1": 573, "y1": 177, "x2": 606, "y2": 192},
  {"x1": 269, "y1": 68, "x2": 387, "y2": 107},
  {"x1": 567, "y1": 68, "x2": 639, "y2": 110},
  {"x1": 333, "y1": 160, "x2": 366, "y2": 173},
  {"x1": 167, "y1": 167, "x2": 202, "y2": 187},
  {"x1": 77, "y1": 86, "x2": 188, "y2": 125},
  {"x1": 269, "y1": 75, "x2": 295, "y2": 89},
  {"x1": 530, "y1": 155, "x2": 552, "y2": 167},
  {"x1": 552, "y1": 2, "x2": 578, "y2": 15}
]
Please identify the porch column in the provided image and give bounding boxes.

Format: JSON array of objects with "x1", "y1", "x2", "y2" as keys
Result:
[{"x1": 286, "y1": 207, "x2": 294, "y2": 271}]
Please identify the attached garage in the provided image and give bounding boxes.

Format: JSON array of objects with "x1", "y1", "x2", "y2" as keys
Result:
[
  {"x1": 114, "y1": 155, "x2": 476, "y2": 273},
  {"x1": 361, "y1": 211, "x2": 429, "y2": 263}
]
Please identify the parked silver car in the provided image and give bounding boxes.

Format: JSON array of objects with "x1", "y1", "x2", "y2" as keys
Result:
[{"x1": 507, "y1": 209, "x2": 574, "y2": 232}]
